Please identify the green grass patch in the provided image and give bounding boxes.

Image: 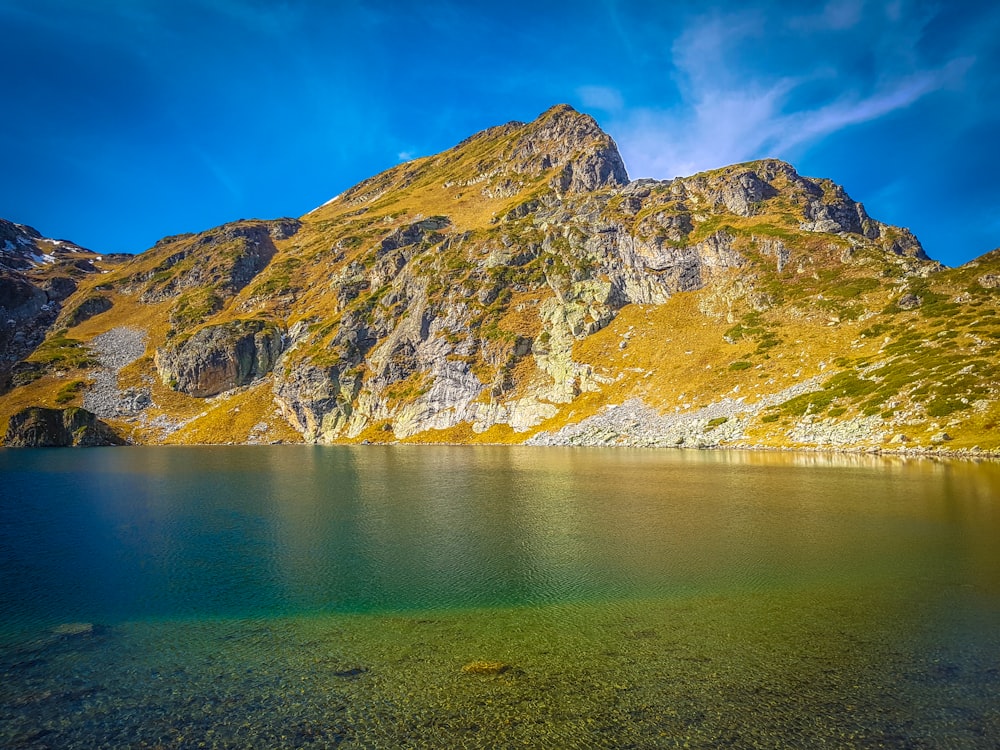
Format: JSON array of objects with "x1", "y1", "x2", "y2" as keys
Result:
[
  {"x1": 859, "y1": 322, "x2": 892, "y2": 339},
  {"x1": 925, "y1": 396, "x2": 971, "y2": 418},
  {"x1": 55, "y1": 379, "x2": 87, "y2": 404},
  {"x1": 28, "y1": 331, "x2": 94, "y2": 369},
  {"x1": 171, "y1": 288, "x2": 223, "y2": 329},
  {"x1": 754, "y1": 334, "x2": 781, "y2": 353},
  {"x1": 778, "y1": 390, "x2": 837, "y2": 418},
  {"x1": 826, "y1": 277, "x2": 880, "y2": 299}
]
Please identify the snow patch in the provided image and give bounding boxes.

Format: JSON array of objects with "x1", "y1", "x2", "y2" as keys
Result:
[{"x1": 308, "y1": 193, "x2": 341, "y2": 213}]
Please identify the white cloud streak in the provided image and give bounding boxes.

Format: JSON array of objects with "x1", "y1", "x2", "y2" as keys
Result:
[{"x1": 611, "y1": 4, "x2": 973, "y2": 180}]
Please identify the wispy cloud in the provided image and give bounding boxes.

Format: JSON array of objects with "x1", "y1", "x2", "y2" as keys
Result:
[{"x1": 611, "y1": 3, "x2": 974, "y2": 179}]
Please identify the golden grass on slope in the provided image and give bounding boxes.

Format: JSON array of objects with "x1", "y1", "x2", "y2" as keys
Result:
[
  {"x1": 299, "y1": 179, "x2": 541, "y2": 260},
  {"x1": 0, "y1": 277, "x2": 307, "y2": 445},
  {"x1": 496, "y1": 291, "x2": 548, "y2": 339},
  {"x1": 400, "y1": 421, "x2": 520, "y2": 445},
  {"x1": 517, "y1": 283, "x2": 907, "y2": 443},
  {"x1": 303, "y1": 145, "x2": 539, "y2": 235},
  {"x1": 302, "y1": 107, "x2": 612, "y2": 239},
  {"x1": 65, "y1": 292, "x2": 174, "y2": 345},
  {"x1": 162, "y1": 378, "x2": 302, "y2": 445},
  {"x1": 942, "y1": 401, "x2": 1000, "y2": 450}
]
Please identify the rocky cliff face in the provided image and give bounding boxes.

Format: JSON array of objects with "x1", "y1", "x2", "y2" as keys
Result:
[
  {"x1": 3, "y1": 406, "x2": 124, "y2": 447},
  {"x1": 1, "y1": 106, "x2": 997, "y2": 452},
  {"x1": 0, "y1": 220, "x2": 106, "y2": 391},
  {"x1": 155, "y1": 319, "x2": 284, "y2": 397}
]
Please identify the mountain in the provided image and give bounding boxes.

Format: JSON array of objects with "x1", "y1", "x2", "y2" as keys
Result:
[
  {"x1": 0, "y1": 219, "x2": 118, "y2": 389},
  {"x1": 2, "y1": 105, "x2": 998, "y2": 452}
]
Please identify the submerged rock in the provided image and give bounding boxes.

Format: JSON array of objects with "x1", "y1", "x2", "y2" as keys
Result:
[
  {"x1": 461, "y1": 660, "x2": 512, "y2": 675},
  {"x1": 51, "y1": 622, "x2": 95, "y2": 637},
  {"x1": 331, "y1": 666, "x2": 368, "y2": 679}
]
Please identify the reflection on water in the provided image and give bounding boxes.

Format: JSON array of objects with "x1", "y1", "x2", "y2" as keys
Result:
[{"x1": 0, "y1": 446, "x2": 998, "y2": 747}]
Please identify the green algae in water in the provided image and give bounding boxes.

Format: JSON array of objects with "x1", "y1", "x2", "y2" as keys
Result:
[{"x1": 2, "y1": 590, "x2": 998, "y2": 748}]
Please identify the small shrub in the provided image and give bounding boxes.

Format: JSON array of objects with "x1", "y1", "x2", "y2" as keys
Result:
[
  {"x1": 859, "y1": 323, "x2": 892, "y2": 339},
  {"x1": 55, "y1": 380, "x2": 86, "y2": 404},
  {"x1": 779, "y1": 390, "x2": 836, "y2": 417}
]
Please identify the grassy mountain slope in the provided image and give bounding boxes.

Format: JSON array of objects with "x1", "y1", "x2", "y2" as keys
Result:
[{"x1": 2, "y1": 106, "x2": 997, "y2": 452}]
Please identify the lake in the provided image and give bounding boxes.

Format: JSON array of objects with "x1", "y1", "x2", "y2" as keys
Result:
[{"x1": 1, "y1": 446, "x2": 998, "y2": 747}]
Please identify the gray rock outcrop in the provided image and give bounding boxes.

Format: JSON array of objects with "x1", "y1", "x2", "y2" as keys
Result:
[
  {"x1": 62, "y1": 294, "x2": 113, "y2": 326},
  {"x1": 488, "y1": 104, "x2": 630, "y2": 195},
  {"x1": 127, "y1": 218, "x2": 301, "y2": 303},
  {"x1": 156, "y1": 319, "x2": 284, "y2": 397},
  {"x1": 3, "y1": 406, "x2": 125, "y2": 447}
]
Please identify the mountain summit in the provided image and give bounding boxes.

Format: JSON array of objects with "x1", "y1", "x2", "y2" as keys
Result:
[
  {"x1": 495, "y1": 103, "x2": 630, "y2": 193},
  {"x1": 2, "y1": 107, "x2": 998, "y2": 452}
]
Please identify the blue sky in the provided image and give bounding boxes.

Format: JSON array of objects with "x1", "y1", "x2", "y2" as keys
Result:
[{"x1": 1, "y1": 0, "x2": 997, "y2": 267}]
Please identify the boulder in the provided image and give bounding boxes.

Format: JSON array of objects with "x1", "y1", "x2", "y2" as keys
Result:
[
  {"x1": 461, "y1": 660, "x2": 512, "y2": 675},
  {"x1": 978, "y1": 274, "x2": 1000, "y2": 289}
]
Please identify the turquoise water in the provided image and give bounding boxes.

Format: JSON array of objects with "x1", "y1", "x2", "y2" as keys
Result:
[{"x1": 1, "y1": 446, "x2": 998, "y2": 747}]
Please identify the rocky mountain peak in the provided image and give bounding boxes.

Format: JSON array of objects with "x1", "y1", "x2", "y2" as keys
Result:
[
  {"x1": 0, "y1": 218, "x2": 42, "y2": 242},
  {"x1": 505, "y1": 104, "x2": 629, "y2": 193},
  {"x1": 328, "y1": 105, "x2": 629, "y2": 215},
  {"x1": 666, "y1": 158, "x2": 928, "y2": 261}
]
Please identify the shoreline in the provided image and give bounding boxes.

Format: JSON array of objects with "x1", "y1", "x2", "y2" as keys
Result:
[{"x1": 6, "y1": 439, "x2": 996, "y2": 462}]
